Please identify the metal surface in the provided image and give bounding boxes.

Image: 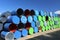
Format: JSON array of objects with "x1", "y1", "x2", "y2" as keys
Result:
[
  {"x1": 21, "y1": 15, "x2": 27, "y2": 24},
  {"x1": 4, "y1": 23, "x2": 17, "y2": 32},
  {"x1": 24, "y1": 9, "x2": 30, "y2": 17},
  {"x1": 2, "y1": 11, "x2": 11, "y2": 18},
  {"x1": 12, "y1": 15, "x2": 20, "y2": 24},
  {"x1": 36, "y1": 21, "x2": 40, "y2": 27},
  {"x1": 0, "y1": 23, "x2": 3, "y2": 31},
  {"x1": 40, "y1": 10, "x2": 45, "y2": 16},
  {"x1": 31, "y1": 21, "x2": 35, "y2": 28},
  {"x1": 33, "y1": 15, "x2": 38, "y2": 22},
  {"x1": 14, "y1": 30, "x2": 21, "y2": 39},
  {"x1": 28, "y1": 16, "x2": 33, "y2": 23},
  {"x1": 33, "y1": 27, "x2": 38, "y2": 33},
  {"x1": 29, "y1": 27, "x2": 34, "y2": 35},
  {"x1": 21, "y1": 29, "x2": 28, "y2": 37},
  {"x1": 38, "y1": 15, "x2": 42, "y2": 21},
  {"x1": 35, "y1": 10, "x2": 39, "y2": 16},
  {"x1": 16, "y1": 8, "x2": 24, "y2": 16},
  {"x1": 0, "y1": 17, "x2": 7, "y2": 23},
  {"x1": 1, "y1": 31, "x2": 14, "y2": 40}
]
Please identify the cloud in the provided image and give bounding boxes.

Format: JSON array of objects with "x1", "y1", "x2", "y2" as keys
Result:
[{"x1": 55, "y1": 10, "x2": 60, "y2": 14}]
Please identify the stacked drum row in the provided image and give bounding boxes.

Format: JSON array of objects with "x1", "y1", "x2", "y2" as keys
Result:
[{"x1": 0, "y1": 8, "x2": 60, "y2": 40}]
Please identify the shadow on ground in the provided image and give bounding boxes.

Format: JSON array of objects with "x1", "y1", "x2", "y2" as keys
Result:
[{"x1": 27, "y1": 30, "x2": 60, "y2": 40}]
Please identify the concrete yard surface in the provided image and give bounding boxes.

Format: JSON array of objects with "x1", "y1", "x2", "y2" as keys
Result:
[{"x1": 17, "y1": 28, "x2": 60, "y2": 40}]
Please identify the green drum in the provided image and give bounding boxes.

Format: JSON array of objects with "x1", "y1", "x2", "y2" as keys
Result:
[
  {"x1": 47, "y1": 21, "x2": 50, "y2": 30},
  {"x1": 46, "y1": 26, "x2": 49, "y2": 31},
  {"x1": 47, "y1": 21, "x2": 50, "y2": 26},
  {"x1": 54, "y1": 25, "x2": 57, "y2": 29},
  {"x1": 38, "y1": 15, "x2": 42, "y2": 21},
  {"x1": 42, "y1": 16, "x2": 45, "y2": 21},
  {"x1": 54, "y1": 17, "x2": 58, "y2": 21},
  {"x1": 42, "y1": 26, "x2": 45, "y2": 32},
  {"x1": 48, "y1": 26, "x2": 51, "y2": 30},
  {"x1": 59, "y1": 22, "x2": 60, "y2": 27},
  {"x1": 49, "y1": 17, "x2": 51, "y2": 21},
  {"x1": 49, "y1": 20, "x2": 52, "y2": 26},
  {"x1": 29, "y1": 27, "x2": 34, "y2": 35},
  {"x1": 58, "y1": 22, "x2": 59, "y2": 28},
  {"x1": 49, "y1": 20, "x2": 54, "y2": 26},
  {"x1": 50, "y1": 20, "x2": 54, "y2": 29},
  {"x1": 40, "y1": 21, "x2": 44, "y2": 27}
]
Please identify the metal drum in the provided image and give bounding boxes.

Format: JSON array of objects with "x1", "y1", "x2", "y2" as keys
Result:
[
  {"x1": 33, "y1": 27, "x2": 38, "y2": 33},
  {"x1": 50, "y1": 12, "x2": 53, "y2": 17},
  {"x1": 34, "y1": 10, "x2": 39, "y2": 16},
  {"x1": 45, "y1": 16, "x2": 49, "y2": 21},
  {"x1": 47, "y1": 21, "x2": 50, "y2": 30},
  {"x1": 1, "y1": 31, "x2": 14, "y2": 40},
  {"x1": 25, "y1": 22, "x2": 31, "y2": 30},
  {"x1": 29, "y1": 27, "x2": 34, "y2": 35},
  {"x1": 46, "y1": 26, "x2": 48, "y2": 31},
  {"x1": 21, "y1": 15, "x2": 27, "y2": 24},
  {"x1": 18, "y1": 23, "x2": 25, "y2": 29},
  {"x1": 0, "y1": 16, "x2": 7, "y2": 23},
  {"x1": 42, "y1": 16, "x2": 45, "y2": 21},
  {"x1": 44, "y1": 21, "x2": 47, "y2": 27},
  {"x1": 36, "y1": 21, "x2": 40, "y2": 27},
  {"x1": 4, "y1": 23, "x2": 17, "y2": 32},
  {"x1": 28, "y1": 16, "x2": 33, "y2": 23},
  {"x1": 40, "y1": 21, "x2": 44, "y2": 27},
  {"x1": 30, "y1": 10, "x2": 35, "y2": 15},
  {"x1": 14, "y1": 30, "x2": 21, "y2": 39},
  {"x1": 31, "y1": 21, "x2": 35, "y2": 28},
  {"x1": 42, "y1": 26, "x2": 45, "y2": 32},
  {"x1": 40, "y1": 10, "x2": 45, "y2": 16},
  {"x1": 21, "y1": 29, "x2": 28, "y2": 37},
  {"x1": 1, "y1": 11, "x2": 11, "y2": 18},
  {"x1": 46, "y1": 12, "x2": 50, "y2": 16},
  {"x1": 7, "y1": 15, "x2": 20, "y2": 24},
  {"x1": 38, "y1": 15, "x2": 42, "y2": 21},
  {"x1": 0, "y1": 23, "x2": 3, "y2": 31},
  {"x1": 33, "y1": 15, "x2": 38, "y2": 22},
  {"x1": 24, "y1": 9, "x2": 30, "y2": 17},
  {"x1": 11, "y1": 11, "x2": 17, "y2": 15},
  {"x1": 16, "y1": 8, "x2": 24, "y2": 16}
]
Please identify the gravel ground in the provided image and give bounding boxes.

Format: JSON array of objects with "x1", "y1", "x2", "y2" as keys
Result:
[{"x1": 28, "y1": 29, "x2": 60, "y2": 40}]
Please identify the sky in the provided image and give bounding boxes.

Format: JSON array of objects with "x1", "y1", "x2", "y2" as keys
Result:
[{"x1": 0, "y1": 0, "x2": 60, "y2": 13}]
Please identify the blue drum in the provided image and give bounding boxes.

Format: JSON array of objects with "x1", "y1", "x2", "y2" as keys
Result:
[
  {"x1": 28, "y1": 16, "x2": 33, "y2": 23},
  {"x1": 21, "y1": 29, "x2": 28, "y2": 37},
  {"x1": 14, "y1": 30, "x2": 21, "y2": 39},
  {"x1": 31, "y1": 21, "x2": 35, "y2": 28},
  {"x1": 4, "y1": 23, "x2": 17, "y2": 32},
  {"x1": 35, "y1": 10, "x2": 39, "y2": 16},
  {"x1": 11, "y1": 11, "x2": 17, "y2": 15},
  {"x1": 7, "y1": 15, "x2": 20, "y2": 24},
  {"x1": 12, "y1": 16, "x2": 20, "y2": 24},
  {"x1": 1, "y1": 31, "x2": 14, "y2": 40},
  {"x1": 50, "y1": 12, "x2": 53, "y2": 17},
  {"x1": 46, "y1": 12, "x2": 50, "y2": 16},
  {"x1": 33, "y1": 15, "x2": 38, "y2": 22},
  {"x1": 21, "y1": 15, "x2": 27, "y2": 24},
  {"x1": 34, "y1": 27, "x2": 38, "y2": 33},
  {"x1": 4, "y1": 23, "x2": 11, "y2": 30},
  {"x1": 40, "y1": 10, "x2": 45, "y2": 16}
]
